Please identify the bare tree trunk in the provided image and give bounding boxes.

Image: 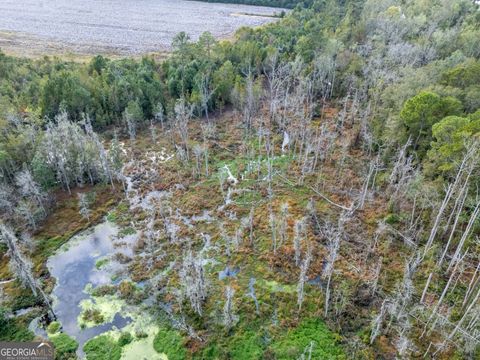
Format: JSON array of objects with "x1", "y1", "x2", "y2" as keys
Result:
[
  {"x1": 0, "y1": 224, "x2": 55, "y2": 320},
  {"x1": 447, "y1": 202, "x2": 480, "y2": 271},
  {"x1": 420, "y1": 272, "x2": 433, "y2": 303}
]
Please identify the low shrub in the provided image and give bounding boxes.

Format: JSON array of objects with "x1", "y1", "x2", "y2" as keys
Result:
[
  {"x1": 47, "y1": 321, "x2": 61, "y2": 334},
  {"x1": 0, "y1": 308, "x2": 34, "y2": 341},
  {"x1": 82, "y1": 309, "x2": 104, "y2": 325},
  {"x1": 269, "y1": 319, "x2": 345, "y2": 360},
  {"x1": 83, "y1": 335, "x2": 121, "y2": 360},
  {"x1": 118, "y1": 281, "x2": 136, "y2": 299},
  {"x1": 153, "y1": 327, "x2": 186, "y2": 360},
  {"x1": 118, "y1": 332, "x2": 133, "y2": 347},
  {"x1": 229, "y1": 330, "x2": 264, "y2": 360},
  {"x1": 91, "y1": 285, "x2": 116, "y2": 297},
  {"x1": 50, "y1": 333, "x2": 78, "y2": 360}
]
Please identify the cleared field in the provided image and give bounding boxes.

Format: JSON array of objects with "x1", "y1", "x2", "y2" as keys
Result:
[{"x1": 0, "y1": 0, "x2": 283, "y2": 57}]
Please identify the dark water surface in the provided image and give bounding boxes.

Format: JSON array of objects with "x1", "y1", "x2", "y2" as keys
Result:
[{"x1": 47, "y1": 222, "x2": 131, "y2": 357}]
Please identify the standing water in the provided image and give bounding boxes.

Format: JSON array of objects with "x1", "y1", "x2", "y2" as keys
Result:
[{"x1": 46, "y1": 221, "x2": 133, "y2": 357}]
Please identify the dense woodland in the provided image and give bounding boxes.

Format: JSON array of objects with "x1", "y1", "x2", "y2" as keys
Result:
[{"x1": 1, "y1": 0, "x2": 480, "y2": 359}]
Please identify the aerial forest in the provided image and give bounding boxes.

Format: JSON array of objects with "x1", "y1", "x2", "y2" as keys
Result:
[{"x1": 1, "y1": 0, "x2": 480, "y2": 359}]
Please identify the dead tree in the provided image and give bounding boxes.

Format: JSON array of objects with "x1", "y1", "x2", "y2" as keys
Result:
[
  {"x1": 247, "y1": 207, "x2": 254, "y2": 248},
  {"x1": 437, "y1": 176, "x2": 471, "y2": 266},
  {"x1": 447, "y1": 201, "x2": 480, "y2": 271},
  {"x1": 0, "y1": 224, "x2": 55, "y2": 319},
  {"x1": 192, "y1": 144, "x2": 205, "y2": 178},
  {"x1": 372, "y1": 252, "x2": 423, "y2": 349},
  {"x1": 154, "y1": 103, "x2": 165, "y2": 130},
  {"x1": 144, "y1": 209, "x2": 160, "y2": 270},
  {"x1": 174, "y1": 98, "x2": 194, "y2": 161},
  {"x1": 242, "y1": 73, "x2": 260, "y2": 133},
  {"x1": 297, "y1": 244, "x2": 312, "y2": 313},
  {"x1": 463, "y1": 261, "x2": 480, "y2": 307},
  {"x1": 358, "y1": 156, "x2": 381, "y2": 209},
  {"x1": 124, "y1": 110, "x2": 137, "y2": 141},
  {"x1": 264, "y1": 129, "x2": 274, "y2": 198},
  {"x1": 198, "y1": 71, "x2": 216, "y2": 122},
  {"x1": 298, "y1": 341, "x2": 315, "y2": 360},
  {"x1": 281, "y1": 131, "x2": 290, "y2": 154},
  {"x1": 83, "y1": 115, "x2": 115, "y2": 188},
  {"x1": 264, "y1": 52, "x2": 291, "y2": 129},
  {"x1": 278, "y1": 203, "x2": 289, "y2": 249},
  {"x1": 15, "y1": 201, "x2": 39, "y2": 230},
  {"x1": 179, "y1": 250, "x2": 208, "y2": 315},
  {"x1": 247, "y1": 277, "x2": 260, "y2": 315},
  {"x1": 370, "y1": 299, "x2": 388, "y2": 344},
  {"x1": 388, "y1": 138, "x2": 415, "y2": 199},
  {"x1": 439, "y1": 285, "x2": 480, "y2": 354},
  {"x1": 78, "y1": 193, "x2": 92, "y2": 221},
  {"x1": 269, "y1": 206, "x2": 278, "y2": 255},
  {"x1": 223, "y1": 285, "x2": 238, "y2": 328},
  {"x1": 200, "y1": 123, "x2": 215, "y2": 177},
  {"x1": 370, "y1": 257, "x2": 382, "y2": 295},
  {"x1": 423, "y1": 252, "x2": 466, "y2": 337},
  {"x1": 395, "y1": 253, "x2": 422, "y2": 320},
  {"x1": 294, "y1": 218, "x2": 307, "y2": 266},
  {"x1": 0, "y1": 183, "x2": 14, "y2": 216},
  {"x1": 322, "y1": 211, "x2": 351, "y2": 317},
  {"x1": 149, "y1": 119, "x2": 157, "y2": 142},
  {"x1": 424, "y1": 143, "x2": 478, "y2": 255},
  {"x1": 15, "y1": 168, "x2": 47, "y2": 215}
]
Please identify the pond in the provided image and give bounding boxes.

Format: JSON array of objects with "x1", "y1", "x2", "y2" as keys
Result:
[{"x1": 45, "y1": 221, "x2": 135, "y2": 357}]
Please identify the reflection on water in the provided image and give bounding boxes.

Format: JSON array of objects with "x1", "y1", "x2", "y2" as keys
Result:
[{"x1": 46, "y1": 222, "x2": 133, "y2": 357}]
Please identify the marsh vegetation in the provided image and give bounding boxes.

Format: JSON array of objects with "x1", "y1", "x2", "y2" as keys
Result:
[{"x1": 1, "y1": 0, "x2": 480, "y2": 359}]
